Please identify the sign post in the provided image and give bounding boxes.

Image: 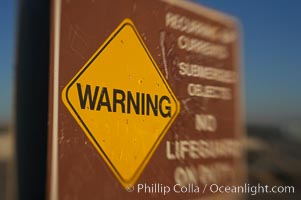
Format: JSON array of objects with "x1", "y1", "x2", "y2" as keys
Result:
[{"x1": 48, "y1": 0, "x2": 244, "y2": 199}]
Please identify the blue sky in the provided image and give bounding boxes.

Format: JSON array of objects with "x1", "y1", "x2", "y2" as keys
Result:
[
  {"x1": 1, "y1": 0, "x2": 301, "y2": 126},
  {"x1": 196, "y1": 0, "x2": 301, "y2": 125},
  {"x1": 0, "y1": 0, "x2": 16, "y2": 124}
]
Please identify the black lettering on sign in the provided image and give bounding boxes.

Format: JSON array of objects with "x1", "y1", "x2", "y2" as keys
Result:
[
  {"x1": 77, "y1": 83, "x2": 99, "y2": 110},
  {"x1": 96, "y1": 87, "x2": 112, "y2": 112},
  {"x1": 146, "y1": 94, "x2": 158, "y2": 116},
  {"x1": 127, "y1": 92, "x2": 140, "y2": 114},
  {"x1": 160, "y1": 96, "x2": 171, "y2": 118},
  {"x1": 113, "y1": 89, "x2": 126, "y2": 113},
  {"x1": 76, "y1": 83, "x2": 172, "y2": 118}
]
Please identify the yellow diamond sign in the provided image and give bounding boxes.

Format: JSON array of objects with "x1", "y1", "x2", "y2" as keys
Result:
[{"x1": 62, "y1": 19, "x2": 180, "y2": 187}]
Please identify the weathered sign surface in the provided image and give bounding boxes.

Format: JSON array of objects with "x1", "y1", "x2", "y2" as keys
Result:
[{"x1": 48, "y1": 0, "x2": 244, "y2": 199}]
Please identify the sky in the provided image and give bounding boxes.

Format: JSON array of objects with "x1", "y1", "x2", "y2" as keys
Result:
[
  {"x1": 196, "y1": 0, "x2": 301, "y2": 126},
  {"x1": 0, "y1": 0, "x2": 16, "y2": 124},
  {"x1": 0, "y1": 0, "x2": 301, "y2": 127}
]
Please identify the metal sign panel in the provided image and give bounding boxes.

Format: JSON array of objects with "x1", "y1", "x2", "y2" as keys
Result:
[
  {"x1": 62, "y1": 19, "x2": 180, "y2": 187},
  {"x1": 48, "y1": 0, "x2": 244, "y2": 199}
]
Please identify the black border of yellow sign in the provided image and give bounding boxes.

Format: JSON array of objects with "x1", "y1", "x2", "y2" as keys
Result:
[{"x1": 62, "y1": 19, "x2": 180, "y2": 187}]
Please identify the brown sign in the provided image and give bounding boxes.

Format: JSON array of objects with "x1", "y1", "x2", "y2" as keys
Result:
[{"x1": 47, "y1": 0, "x2": 244, "y2": 199}]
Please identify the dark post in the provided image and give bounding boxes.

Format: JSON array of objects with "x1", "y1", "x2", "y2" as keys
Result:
[{"x1": 14, "y1": 0, "x2": 50, "y2": 199}]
